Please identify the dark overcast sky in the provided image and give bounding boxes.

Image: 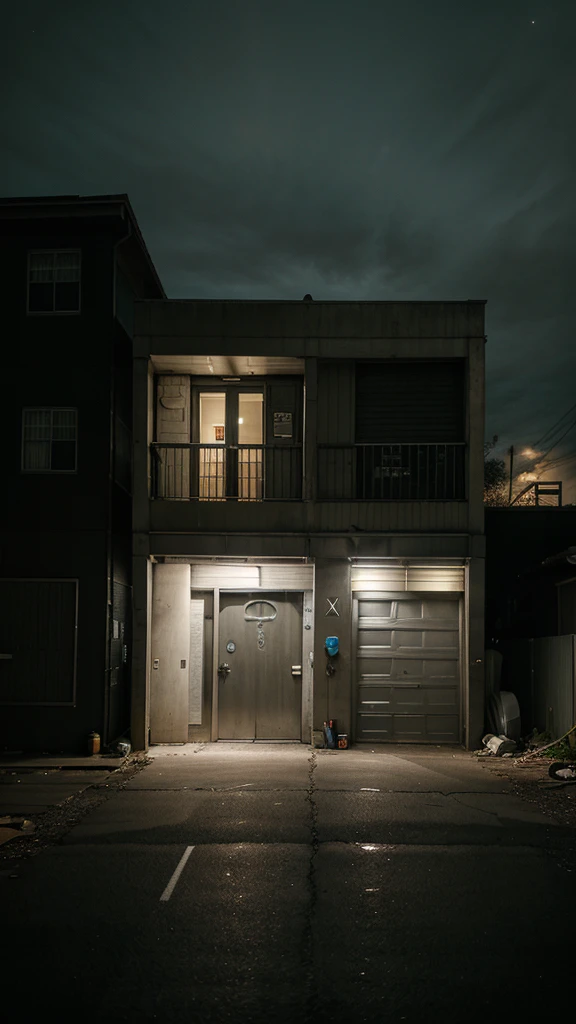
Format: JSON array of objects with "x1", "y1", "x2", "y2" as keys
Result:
[{"x1": 3, "y1": 1, "x2": 575, "y2": 498}]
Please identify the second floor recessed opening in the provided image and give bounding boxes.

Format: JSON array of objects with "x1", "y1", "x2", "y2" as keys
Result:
[
  {"x1": 151, "y1": 357, "x2": 304, "y2": 502},
  {"x1": 149, "y1": 357, "x2": 468, "y2": 503}
]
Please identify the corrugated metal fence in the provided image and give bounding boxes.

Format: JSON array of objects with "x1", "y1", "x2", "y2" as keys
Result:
[{"x1": 507, "y1": 635, "x2": 576, "y2": 737}]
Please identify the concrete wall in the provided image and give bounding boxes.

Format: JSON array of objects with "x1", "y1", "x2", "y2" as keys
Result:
[
  {"x1": 467, "y1": 554, "x2": 486, "y2": 748},
  {"x1": 149, "y1": 499, "x2": 471, "y2": 536},
  {"x1": 131, "y1": 554, "x2": 151, "y2": 750},
  {"x1": 313, "y1": 559, "x2": 353, "y2": 737},
  {"x1": 149, "y1": 563, "x2": 191, "y2": 743},
  {"x1": 135, "y1": 299, "x2": 486, "y2": 348}
]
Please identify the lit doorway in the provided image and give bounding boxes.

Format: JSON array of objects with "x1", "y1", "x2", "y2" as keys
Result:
[{"x1": 196, "y1": 388, "x2": 264, "y2": 500}]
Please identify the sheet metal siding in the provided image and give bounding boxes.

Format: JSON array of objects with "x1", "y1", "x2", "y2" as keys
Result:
[
  {"x1": 532, "y1": 635, "x2": 575, "y2": 738},
  {"x1": 317, "y1": 361, "x2": 355, "y2": 445},
  {"x1": 190, "y1": 564, "x2": 313, "y2": 590},
  {"x1": 355, "y1": 361, "x2": 465, "y2": 443},
  {"x1": 259, "y1": 565, "x2": 314, "y2": 589},
  {"x1": 351, "y1": 567, "x2": 465, "y2": 592},
  {"x1": 559, "y1": 581, "x2": 576, "y2": 634},
  {"x1": 0, "y1": 580, "x2": 77, "y2": 704}
]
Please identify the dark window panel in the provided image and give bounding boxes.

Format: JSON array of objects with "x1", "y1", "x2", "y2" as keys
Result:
[
  {"x1": 54, "y1": 281, "x2": 80, "y2": 312},
  {"x1": 28, "y1": 282, "x2": 54, "y2": 312},
  {"x1": 50, "y1": 440, "x2": 76, "y2": 471}
]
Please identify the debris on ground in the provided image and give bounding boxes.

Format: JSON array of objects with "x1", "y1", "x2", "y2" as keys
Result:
[
  {"x1": 477, "y1": 727, "x2": 576, "y2": 831},
  {"x1": 0, "y1": 753, "x2": 151, "y2": 864},
  {"x1": 476, "y1": 733, "x2": 517, "y2": 756},
  {"x1": 519, "y1": 725, "x2": 576, "y2": 762},
  {"x1": 0, "y1": 816, "x2": 35, "y2": 846},
  {"x1": 549, "y1": 762, "x2": 576, "y2": 781}
]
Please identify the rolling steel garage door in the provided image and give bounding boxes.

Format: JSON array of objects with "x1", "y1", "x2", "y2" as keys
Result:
[{"x1": 354, "y1": 589, "x2": 462, "y2": 743}]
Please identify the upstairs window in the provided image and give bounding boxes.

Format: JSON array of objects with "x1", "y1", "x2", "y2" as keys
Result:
[
  {"x1": 27, "y1": 250, "x2": 81, "y2": 313},
  {"x1": 22, "y1": 408, "x2": 78, "y2": 472}
]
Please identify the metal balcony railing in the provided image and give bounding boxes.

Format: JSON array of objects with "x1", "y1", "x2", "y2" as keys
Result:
[
  {"x1": 151, "y1": 443, "x2": 303, "y2": 501},
  {"x1": 317, "y1": 443, "x2": 466, "y2": 500}
]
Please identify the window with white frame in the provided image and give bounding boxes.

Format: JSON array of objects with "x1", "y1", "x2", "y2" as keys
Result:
[
  {"x1": 22, "y1": 409, "x2": 78, "y2": 472},
  {"x1": 27, "y1": 250, "x2": 81, "y2": 313}
]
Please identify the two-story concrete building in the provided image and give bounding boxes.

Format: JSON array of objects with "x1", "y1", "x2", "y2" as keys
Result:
[
  {"x1": 0, "y1": 193, "x2": 486, "y2": 754},
  {"x1": 132, "y1": 299, "x2": 486, "y2": 751}
]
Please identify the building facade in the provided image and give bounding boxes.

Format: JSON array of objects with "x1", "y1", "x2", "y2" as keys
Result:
[
  {"x1": 0, "y1": 195, "x2": 164, "y2": 753},
  {"x1": 132, "y1": 299, "x2": 486, "y2": 750},
  {"x1": 0, "y1": 194, "x2": 486, "y2": 753}
]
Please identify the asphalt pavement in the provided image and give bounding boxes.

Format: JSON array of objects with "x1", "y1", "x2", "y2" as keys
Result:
[{"x1": 2, "y1": 743, "x2": 574, "y2": 1022}]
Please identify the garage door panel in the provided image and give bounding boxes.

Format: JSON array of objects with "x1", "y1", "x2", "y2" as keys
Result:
[
  {"x1": 394, "y1": 630, "x2": 423, "y2": 649},
  {"x1": 359, "y1": 686, "x2": 420, "y2": 714},
  {"x1": 359, "y1": 616, "x2": 459, "y2": 632},
  {"x1": 421, "y1": 599, "x2": 459, "y2": 620},
  {"x1": 393, "y1": 716, "x2": 426, "y2": 739},
  {"x1": 425, "y1": 630, "x2": 459, "y2": 649},
  {"x1": 356, "y1": 714, "x2": 394, "y2": 739},
  {"x1": 393, "y1": 688, "x2": 423, "y2": 710},
  {"x1": 359, "y1": 684, "x2": 458, "y2": 713},
  {"x1": 425, "y1": 687, "x2": 459, "y2": 711},
  {"x1": 426, "y1": 715, "x2": 459, "y2": 741},
  {"x1": 355, "y1": 592, "x2": 461, "y2": 744},
  {"x1": 389, "y1": 658, "x2": 423, "y2": 678},
  {"x1": 357, "y1": 657, "x2": 393, "y2": 674},
  {"x1": 359, "y1": 630, "x2": 392, "y2": 647},
  {"x1": 360, "y1": 600, "x2": 393, "y2": 617},
  {"x1": 358, "y1": 713, "x2": 459, "y2": 742},
  {"x1": 424, "y1": 659, "x2": 458, "y2": 680}
]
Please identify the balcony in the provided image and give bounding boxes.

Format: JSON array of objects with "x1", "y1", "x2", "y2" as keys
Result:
[
  {"x1": 151, "y1": 442, "x2": 465, "y2": 503},
  {"x1": 318, "y1": 443, "x2": 466, "y2": 500},
  {"x1": 151, "y1": 443, "x2": 303, "y2": 501}
]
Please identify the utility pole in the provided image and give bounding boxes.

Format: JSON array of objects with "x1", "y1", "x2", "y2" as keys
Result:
[{"x1": 508, "y1": 445, "x2": 514, "y2": 504}]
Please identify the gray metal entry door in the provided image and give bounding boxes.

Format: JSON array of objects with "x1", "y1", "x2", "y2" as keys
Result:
[
  {"x1": 218, "y1": 592, "x2": 303, "y2": 740},
  {"x1": 355, "y1": 593, "x2": 461, "y2": 743}
]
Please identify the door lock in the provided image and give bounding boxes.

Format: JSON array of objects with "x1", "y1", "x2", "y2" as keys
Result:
[{"x1": 218, "y1": 663, "x2": 231, "y2": 678}]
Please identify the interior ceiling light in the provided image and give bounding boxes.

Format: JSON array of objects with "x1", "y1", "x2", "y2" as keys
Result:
[{"x1": 222, "y1": 376, "x2": 241, "y2": 381}]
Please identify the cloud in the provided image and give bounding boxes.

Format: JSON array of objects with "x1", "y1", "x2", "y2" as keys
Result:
[{"x1": 1, "y1": 0, "x2": 575, "y2": 492}]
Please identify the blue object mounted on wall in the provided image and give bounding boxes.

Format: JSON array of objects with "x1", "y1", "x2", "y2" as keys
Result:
[{"x1": 325, "y1": 636, "x2": 339, "y2": 657}]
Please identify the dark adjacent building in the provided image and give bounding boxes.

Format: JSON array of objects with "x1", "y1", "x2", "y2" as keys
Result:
[
  {"x1": 485, "y1": 507, "x2": 576, "y2": 734},
  {"x1": 485, "y1": 507, "x2": 576, "y2": 644},
  {"x1": 0, "y1": 195, "x2": 164, "y2": 753}
]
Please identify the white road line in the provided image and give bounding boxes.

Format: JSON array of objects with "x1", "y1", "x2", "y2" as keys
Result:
[{"x1": 160, "y1": 846, "x2": 195, "y2": 902}]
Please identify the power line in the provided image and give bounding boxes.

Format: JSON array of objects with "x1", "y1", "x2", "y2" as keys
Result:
[
  {"x1": 532, "y1": 402, "x2": 576, "y2": 450},
  {"x1": 537, "y1": 417, "x2": 576, "y2": 464}
]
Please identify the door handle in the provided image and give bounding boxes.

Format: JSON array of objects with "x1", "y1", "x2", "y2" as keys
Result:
[{"x1": 218, "y1": 663, "x2": 231, "y2": 679}]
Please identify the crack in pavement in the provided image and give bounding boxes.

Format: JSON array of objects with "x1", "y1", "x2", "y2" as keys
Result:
[
  {"x1": 302, "y1": 749, "x2": 319, "y2": 1018},
  {"x1": 120, "y1": 786, "x2": 511, "y2": 794}
]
